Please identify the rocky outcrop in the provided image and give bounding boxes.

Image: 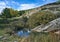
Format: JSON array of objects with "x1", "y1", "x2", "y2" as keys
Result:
[{"x1": 32, "y1": 18, "x2": 60, "y2": 32}]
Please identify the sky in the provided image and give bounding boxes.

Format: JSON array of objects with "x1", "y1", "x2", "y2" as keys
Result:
[{"x1": 0, "y1": 0, "x2": 57, "y2": 13}]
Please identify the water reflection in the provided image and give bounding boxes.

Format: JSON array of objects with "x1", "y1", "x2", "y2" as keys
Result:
[{"x1": 17, "y1": 30, "x2": 31, "y2": 37}]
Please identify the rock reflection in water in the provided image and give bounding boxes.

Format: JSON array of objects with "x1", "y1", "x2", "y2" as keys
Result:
[{"x1": 17, "y1": 30, "x2": 31, "y2": 37}]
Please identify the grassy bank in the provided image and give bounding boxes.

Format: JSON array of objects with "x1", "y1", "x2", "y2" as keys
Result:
[{"x1": 0, "y1": 29, "x2": 60, "y2": 42}]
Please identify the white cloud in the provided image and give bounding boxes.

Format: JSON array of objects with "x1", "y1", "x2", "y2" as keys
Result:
[
  {"x1": 0, "y1": 1, "x2": 37, "y2": 13},
  {"x1": 17, "y1": 4, "x2": 37, "y2": 10},
  {"x1": 0, "y1": 1, "x2": 6, "y2": 13},
  {"x1": 0, "y1": 0, "x2": 56, "y2": 14},
  {"x1": 0, "y1": 1, "x2": 16, "y2": 14},
  {"x1": 11, "y1": 1, "x2": 20, "y2": 5}
]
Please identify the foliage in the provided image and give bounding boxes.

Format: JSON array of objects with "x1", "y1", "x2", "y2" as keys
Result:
[
  {"x1": 0, "y1": 19, "x2": 8, "y2": 24},
  {"x1": 1, "y1": 8, "x2": 27, "y2": 18},
  {"x1": 11, "y1": 16, "x2": 28, "y2": 31},
  {"x1": 1, "y1": 8, "x2": 19, "y2": 18},
  {"x1": 27, "y1": 11, "x2": 57, "y2": 28},
  {"x1": 1, "y1": 8, "x2": 11, "y2": 18},
  {"x1": 18, "y1": 10, "x2": 26, "y2": 16},
  {"x1": 56, "y1": 12, "x2": 60, "y2": 17}
]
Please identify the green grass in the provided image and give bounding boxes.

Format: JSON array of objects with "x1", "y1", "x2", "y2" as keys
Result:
[
  {"x1": 18, "y1": 32, "x2": 60, "y2": 42},
  {"x1": 0, "y1": 28, "x2": 60, "y2": 42},
  {"x1": 0, "y1": 28, "x2": 6, "y2": 36}
]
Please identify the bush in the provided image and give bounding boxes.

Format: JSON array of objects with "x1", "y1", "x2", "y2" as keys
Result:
[{"x1": 27, "y1": 11, "x2": 57, "y2": 28}]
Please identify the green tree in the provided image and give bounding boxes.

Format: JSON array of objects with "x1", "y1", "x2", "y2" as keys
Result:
[
  {"x1": 2, "y1": 8, "x2": 11, "y2": 18},
  {"x1": 9, "y1": 9, "x2": 19, "y2": 17},
  {"x1": 1, "y1": 8, "x2": 19, "y2": 18},
  {"x1": 18, "y1": 10, "x2": 25, "y2": 16}
]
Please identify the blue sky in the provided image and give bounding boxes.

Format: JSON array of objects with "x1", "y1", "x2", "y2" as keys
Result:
[{"x1": 0, "y1": 0, "x2": 57, "y2": 13}]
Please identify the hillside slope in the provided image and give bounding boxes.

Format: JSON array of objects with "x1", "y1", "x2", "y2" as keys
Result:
[
  {"x1": 0, "y1": 2, "x2": 60, "y2": 30},
  {"x1": 30, "y1": 2, "x2": 60, "y2": 33},
  {"x1": 24, "y1": 2, "x2": 60, "y2": 18}
]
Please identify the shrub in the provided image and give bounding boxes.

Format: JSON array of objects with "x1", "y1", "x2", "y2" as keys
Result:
[{"x1": 27, "y1": 11, "x2": 57, "y2": 28}]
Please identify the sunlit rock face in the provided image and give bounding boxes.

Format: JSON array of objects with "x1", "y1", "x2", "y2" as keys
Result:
[
  {"x1": 45, "y1": 18, "x2": 60, "y2": 32},
  {"x1": 55, "y1": 30, "x2": 60, "y2": 35},
  {"x1": 32, "y1": 18, "x2": 60, "y2": 32}
]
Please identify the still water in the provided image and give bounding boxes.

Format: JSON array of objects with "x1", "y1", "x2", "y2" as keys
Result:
[{"x1": 17, "y1": 30, "x2": 31, "y2": 37}]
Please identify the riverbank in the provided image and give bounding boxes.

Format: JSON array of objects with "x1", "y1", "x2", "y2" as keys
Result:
[{"x1": 0, "y1": 28, "x2": 60, "y2": 42}]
